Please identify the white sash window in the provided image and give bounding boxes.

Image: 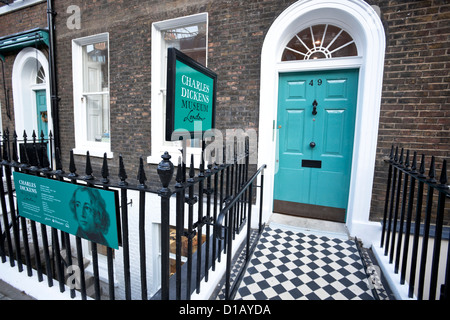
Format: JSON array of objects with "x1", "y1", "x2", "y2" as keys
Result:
[{"x1": 72, "y1": 33, "x2": 111, "y2": 158}]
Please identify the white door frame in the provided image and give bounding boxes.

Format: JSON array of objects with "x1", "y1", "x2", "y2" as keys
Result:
[
  {"x1": 256, "y1": 0, "x2": 386, "y2": 246},
  {"x1": 12, "y1": 47, "x2": 52, "y2": 139}
]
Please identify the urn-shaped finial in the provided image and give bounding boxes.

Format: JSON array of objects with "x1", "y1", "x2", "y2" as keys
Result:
[{"x1": 157, "y1": 151, "x2": 174, "y2": 190}]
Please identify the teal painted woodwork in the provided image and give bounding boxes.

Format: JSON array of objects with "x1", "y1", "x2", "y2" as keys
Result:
[
  {"x1": 274, "y1": 69, "x2": 359, "y2": 210},
  {"x1": 35, "y1": 89, "x2": 48, "y2": 138}
]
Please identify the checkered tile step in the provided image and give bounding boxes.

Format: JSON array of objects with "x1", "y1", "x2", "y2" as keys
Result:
[{"x1": 235, "y1": 227, "x2": 375, "y2": 300}]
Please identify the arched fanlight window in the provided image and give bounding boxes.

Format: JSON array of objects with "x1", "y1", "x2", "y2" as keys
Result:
[
  {"x1": 282, "y1": 24, "x2": 358, "y2": 61},
  {"x1": 35, "y1": 65, "x2": 45, "y2": 84}
]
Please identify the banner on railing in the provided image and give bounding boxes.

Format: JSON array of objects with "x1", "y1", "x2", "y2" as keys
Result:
[{"x1": 13, "y1": 172, "x2": 121, "y2": 249}]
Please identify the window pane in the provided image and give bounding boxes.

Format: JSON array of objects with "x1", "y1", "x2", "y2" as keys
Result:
[
  {"x1": 83, "y1": 41, "x2": 109, "y2": 92},
  {"x1": 161, "y1": 19, "x2": 207, "y2": 146},
  {"x1": 282, "y1": 24, "x2": 357, "y2": 61},
  {"x1": 85, "y1": 93, "x2": 110, "y2": 142},
  {"x1": 36, "y1": 65, "x2": 45, "y2": 84},
  {"x1": 162, "y1": 23, "x2": 207, "y2": 65}
]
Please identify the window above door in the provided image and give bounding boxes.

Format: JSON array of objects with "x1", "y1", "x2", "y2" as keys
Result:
[{"x1": 282, "y1": 24, "x2": 358, "y2": 61}]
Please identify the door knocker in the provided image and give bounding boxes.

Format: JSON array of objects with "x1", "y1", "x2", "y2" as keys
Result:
[{"x1": 312, "y1": 100, "x2": 318, "y2": 115}]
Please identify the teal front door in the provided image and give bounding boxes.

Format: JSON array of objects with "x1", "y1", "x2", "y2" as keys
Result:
[
  {"x1": 274, "y1": 69, "x2": 359, "y2": 222},
  {"x1": 35, "y1": 90, "x2": 48, "y2": 138}
]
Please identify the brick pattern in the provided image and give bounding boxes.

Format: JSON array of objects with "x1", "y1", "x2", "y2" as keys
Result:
[
  {"x1": 370, "y1": 0, "x2": 450, "y2": 221},
  {"x1": 0, "y1": 0, "x2": 448, "y2": 221},
  {"x1": 53, "y1": 0, "x2": 296, "y2": 178},
  {"x1": 0, "y1": 2, "x2": 46, "y2": 38}
]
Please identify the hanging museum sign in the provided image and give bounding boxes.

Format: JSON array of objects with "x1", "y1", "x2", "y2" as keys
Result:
[
  {"x1": 165, "y1": 47, "x2": 217, "y2": 141},
  {"x1": 13, "y1": 172, "x2": 121, "y2": 249}
]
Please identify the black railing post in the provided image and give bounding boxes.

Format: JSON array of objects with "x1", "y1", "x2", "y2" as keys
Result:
[
  {"x1": 408, "y1": 153, "x2": 426, "y2": 298},
  {"x1": 174, "y1": 157, "x2": 185, "y2": 300},
  {"x1": 157, "y1": 151, "x2": 174, "y2": 300},
  {"x1": 137, "y1": 156, "x2": 148, "y2": 300},
  {"x1": 246, "y1": 181, "x2": 253, "y2": 261},
  {"x1": 3, "y1": 130, "x2": 23, "y2": 272},
  {"x1": 224, "y1": 198, "x2": 234, "y2": 300},
  {"x1": 400, "y1": 151, "x2": 417, "y2": 284},
  {"x1": 196, "y1": 148, "x2": 205, "y2": 294},
  {"x1": 417, "y1": 156, "x2": 436, "y2": 300},
  {"x1": 259, "y1": 168, "x2": 265, "y2": 233},
  {"x1": 118, "y1": 154, "x2": 131, "y2": 300},
  {"x1": 0, "y1": 137, "x2": 14, "y2": 268},
  {"x1": 204, "y1": 158, "x2": 213, "y2": 282},
  {"x1": 394, "y1": 149, "x2": 410, "y2": 273},
  {"x1": 389, "y1": 148, "x2": 404, "y2": 264},
  {"x1": 384, "y1": 147, "x2": 398, "y2": 257},
  {"x1": 429, "y1": 159, "x2": 447, "y2": 300},
  {"x1": 54, "y1": 147, "x2": 75, "y2": 299},
  {"x1": 381, "y1": 146, "x2": 394, "y2": 248},
  {"x1": 68, "y1": 150, "x2": 87, "y2": 300},
  {"x1": 212, "y1": 160, "x2": 219, "y2": 269},
  {"x1": 22, "y1": 131, "x2": 44, "y2": 282},
  {"x1": 185, "y1": 154, "x2": 197, "y2": 299},
  {"x1": 101, "y1": 153, "x2": 115, "y2": 300},
  {"x1": 84, "y1": 151, "x2": 101, "y2": 300}
]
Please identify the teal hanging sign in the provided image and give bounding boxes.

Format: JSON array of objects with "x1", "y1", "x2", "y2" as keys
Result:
[
  {"x1": 13, "y1": 172, "x2": 121, "y2": 249},
  {"x1": 165, "y1": 47, "x2": 217, "y2": 141}
]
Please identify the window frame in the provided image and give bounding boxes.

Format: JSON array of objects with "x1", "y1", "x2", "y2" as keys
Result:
[
  {"x1": 148, "y1": 13, "x2": 208, "y2": 167},
  {"x1": 72, "y1": 33, "x2": 112, "y2": 158},
  {"x1": 0, "y1": 0, "x2": 46, "y2": 16}
]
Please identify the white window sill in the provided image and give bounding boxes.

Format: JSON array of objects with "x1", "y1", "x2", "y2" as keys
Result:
[{"x1": 73, "y1": 146, "x2": 113, "y2": 159}]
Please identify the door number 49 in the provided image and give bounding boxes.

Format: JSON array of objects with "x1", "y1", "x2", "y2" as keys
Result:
[{"x1": 309, "y1": 79, "x2": 323, "y2": 86}]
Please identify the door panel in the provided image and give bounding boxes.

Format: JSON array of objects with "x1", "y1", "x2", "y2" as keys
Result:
[
  {"x1": 285, "y1": 110, "x2": 305, "y2": 153},
  {"x1": 323, "y1": 109, "x2": 345, "y2": 155},
  {"x1": 274, "y1": 69, "x2": 359, "y2": 219},
  {"x1": 287, "y1": 80, "x2": 307, "y2": 100},
  {"x1": 35, "y1": 90, "x2": 48, "y2": 138}
]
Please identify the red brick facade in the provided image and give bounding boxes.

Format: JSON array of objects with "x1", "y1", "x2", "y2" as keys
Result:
[
  {"x1": 0, "y1": 0, "x2": 448, "y2": 222},
  {"x1": 370, "y1": 0, "x2": 449, "y2": 220}
]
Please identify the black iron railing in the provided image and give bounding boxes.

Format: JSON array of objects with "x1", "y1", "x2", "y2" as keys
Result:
[
  {"x1": 0, "y1": 129, "x2": 266, "y2": 300},
  {"x1": 380, "y1": 146, "x2": 449, "y2": 300}
]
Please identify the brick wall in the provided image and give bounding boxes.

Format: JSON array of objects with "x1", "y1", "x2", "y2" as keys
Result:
[
  {"x1": 0, "y1": 2, "x2": 46, "y2": 38},
  {"x1": 369, "y1": 0, "x2": 450, "y2": 221},
  {"x1": 1, "y1": 0, "x2": 448, "y2": 220},
  {"x1": 53, "y1": 0, "x2": 295, "y2": 179}
]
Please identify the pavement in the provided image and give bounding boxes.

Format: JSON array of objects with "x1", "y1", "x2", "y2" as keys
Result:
[{"x1": 0, "y1": 280, "x2": 36, "y2": 300}]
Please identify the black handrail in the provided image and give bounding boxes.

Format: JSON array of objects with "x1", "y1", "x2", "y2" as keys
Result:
[{"x1": 215, "y1": 164, "x2": 266, "y2": 240}]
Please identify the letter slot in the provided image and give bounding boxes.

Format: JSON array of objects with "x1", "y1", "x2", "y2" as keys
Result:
[{"x1": 301, "y1": 160, "x2": 322, "y2": 168}]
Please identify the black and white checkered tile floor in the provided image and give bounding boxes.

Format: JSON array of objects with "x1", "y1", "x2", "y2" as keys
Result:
[{"x1": 227, "y1": 226, "x2": 388, "y2": 300}]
